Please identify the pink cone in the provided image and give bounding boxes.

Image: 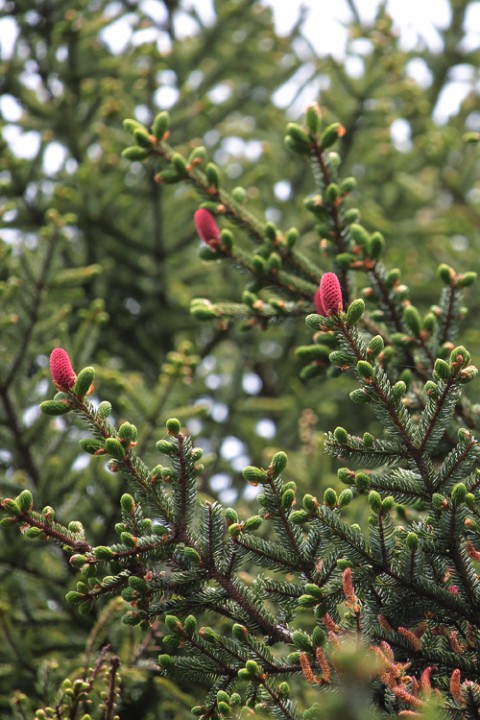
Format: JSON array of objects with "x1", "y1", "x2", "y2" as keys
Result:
[
  {"x1": 194, "y1": 209, "x2": 221, "y2": 248},
  {"x1": 315, "y1": 272, "x2": 343, "y2": 316},
  {"x1": 50, "y1": 348, "x2": 76, "y2": 391}
]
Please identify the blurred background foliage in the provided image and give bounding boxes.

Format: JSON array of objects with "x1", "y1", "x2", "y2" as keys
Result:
[{"x1": 1, "y1": 0, "x2": 479, "y2": 716}]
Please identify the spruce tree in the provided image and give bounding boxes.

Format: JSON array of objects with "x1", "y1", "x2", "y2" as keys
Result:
[{"x1": 2, "y1": 1, "x2": 480, "y2": 719}]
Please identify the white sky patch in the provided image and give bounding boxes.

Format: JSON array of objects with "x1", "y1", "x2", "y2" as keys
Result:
[
  {"x1": 0, "y1": 17, "x2": 19, "y2": 59},
  {"x1": 43, "y1": 142, "x2": 68, "y2": 174},
  {"x1": 3, "y1": 126, "x2": 41, "y2": 159},
  {"x1": 0, "y1": 95, "x2": 23, "y2": 122},
  {"x1": 256, "y1": 419, "x2": 276, "y2": 439},
  {"x1": 390, "y1": 118, "x2": 412, "y2": 152}
]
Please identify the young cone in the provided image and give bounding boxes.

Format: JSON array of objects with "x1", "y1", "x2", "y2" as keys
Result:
[
  {"x1": 315, "y1": 272, "x2": 343, "y2": 316},
  {"x1": 194, "y1": 209, "x2": 221, "y2": 249},
  {"x1": 50, "y1": 348, "x2": 77, "y2": 391}
]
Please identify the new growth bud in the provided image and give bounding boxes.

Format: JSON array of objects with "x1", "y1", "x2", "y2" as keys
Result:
[
  {"x1": 50, "y1": 348, "x2": 76, "y2": 391},
  {"x1": 194, "y1": 209, "x2": 221, "y2": 249},
  {"x1": 314, "y1": 273, "x2": 343, "y2": 316}
]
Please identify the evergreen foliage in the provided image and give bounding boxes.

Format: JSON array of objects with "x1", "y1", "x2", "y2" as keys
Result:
[{"x1": 2, "y1": 1, "x2": 480, "y2": 719}]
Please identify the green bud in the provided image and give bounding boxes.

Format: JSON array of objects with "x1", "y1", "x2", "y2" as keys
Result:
[
  {"x1": 287, "y1": 651, "x2": 301, "y2": 664},
  {"x1": 312, "y1": 626, "x2": 326, "y2": 647},
  {"x1": 349, "y1": 388, "x2": 371, "y2": 404},
  {"x1": 152, "y1": 111, "x2": 170, "y2": 140},
  {"x1": 2, "y1": 499, "x2": 21, "y2": 516},
  {"x1": 438, "y1": 263, "x2": 455, "y2": 285},
  {"x1": 190, "y1": 298, "x2": 218, "y2": 321},
  {"x1": 304, "y1": 584, "x2": 323, "y2": 599},
  {"x1": 368, "y1": 231, "x2": 384, "y2": 259},
  {"x1": 298, "y1": 594, "x2": 317, "y2": 607},
  {"x1": 335, "y1": 252, "x2": 356, "y2": 268},
  {"x1": 242, "y1": 466, "x2": 268, "y2": 484},
  {"x1": 382, "y1": 496, "x2": 395, "y2": 511},
  {"x1": 326, "y1": 183, "x2": 340, "y2": 202},
  {"x1": 363, "y1": 432, "x2": 375, "y2": 447},
  {"x1": 270, "y1": 451, "x2": 288, "y2": 475},
  {"x1": 25, "y1": 526, "x2": 43, "y2": 538},
  {"x1": 333, "y1": 426, "x2": 349, "y2": 444},
  {"x1": 386, "y1": 268, "x2": 401, "y2": 286},
  {"x1": 320, "y1": 122, "x2": 345, "y2": 149},
  {"x1": 133, "y1": 127, "x2": 153, "y2": 148},
  {"x1": 295, "y1": 344, "x2": 331, "y2": 363},
  {"x1": 231, "y1": 185, "x2": 247, "y2": 203},
  {"x1": 422, "y1": 312, "x2": 437, "y2": 334},
  {"x1": 224, "y1": 508, "x2": 238, "y2": 525},
  {"x1": 156, "y1": 439, "x2": 177, "y2": 455},
  {"x1": 123, "y1": 118, "x2": 145, "y2": 136},
  {"x1": 349, "y1": 223, "x2": 370, "y2": 248},
  {"x1": 292, "y1": 630, "x2": 313, "y2": 652},
  {"x1": 290, "y1": 510, "x2": 310, "y2": 524},
  {"x1": 171, "y1": 153, "x2": 188, "y2": 177},
  {"x1": 16, "y1": 489, "x2": 33, "y2": 513},
  {"x1": 120, "y1": 494, "x2": 135, "y2": 513},
  {"x1": 105, "y1": 437, "x2": 126, "y2": 459},
  {"x1": 340, "y1": 177, "x2": 356, "y2": 193},
  {"x1": 120, "y1": 532, "x2": 137, "y2": 548},
  {"x1": 338, "y1": 467, "x2": 355, "y2": 484},
  {"x1": 244, "y1": 515, "x2": 263, "y2": 531},
  {"x1": 97, "y1": 401, "x2": 112, "y2": 418},
  {"x1": 305, "y1": 104, "x2": 320, "y2": 134},
  {"x1": 299, "y1": 363, "x2": 324, "y2": 380},
  {"x1": 183, "y1": 547, "x2": 201, "y2": 564},
  {"x1": 305, "y1": 313, "x2": 324, "y2": 331},
  {"x1": 164, "y1": 615, "x2": 182, "y2": 633},
  {"x1": 232, "y1": 623, "x2": 249, "y2": 642},
  {"x1": 460, "y1": 365, "x2": 478, "y2": 383},
  {"x1": 323, "y1": 488, "x2": 337, "y2": 508},
  {"x1": 122, "y1": 612, "x2": 142, "y2": 626},
  {"x1": 465, "y1": 493, "x2": 476, "y2": 509},
  {"x1": 79, "y1": 438, "x2": 104, "y2": 454},
  {"x1": 329, "y1": 350, "x2": 355, "y2": 368},
  {"x1": 451, "y1": 482, "x2": 467, "y2": 507},
  {"x1": 406, "y1": 532, "x2": 419, "y2": 552},
  {"x1": 392, "y1": 381, "x2": 406, "y2": 401},
  {"x1": 166, "y1": 418, "x2": 182, "y2": 436},
  {"x1": 346, "y1": 298, "x2": 365, "y2": 326},
  {"x1": 450, "y1": 346, "x2": 470, "y2": 368},
  {"x1": 94, "y1": 546, "x2": 115, "y2": 561},
  {"x1": 403, "y1": 306, "x2": 421, "y2": 336},
  {"x1": 40, "y1": 400, "x2": 71, "y2": 416},
  {"x1": 74, "y1": 367, "x2": 95, "y2": 397},
  {"x1": 368, "y1": 490, "x2": 382, "y2": 513},
  {"x1": 356, "y1": 360, "x2": 374, "y2": 380},
  {"x1": 157, "y1": 653, "x2": 174, "y2": 670},
  {"x1": 286, "y1": 122, "x2": 311, "y2": 148},
  {"x1": 205, "y1": 162, "x2": 221, "y2": 191},
  {"x1": 281, "y1": 488, "x2": 296, "y2": 510},
  {"x1": 432, "y1": 493, "x2": 447, "y2": 510},
  {"x1": 0, "y1": 516, "x2": 19, "y2": 527},
  {"x1": 457, "y1": 271, "x2": 477, "y2": 288},
  {"x1": 434, "y1": 358, "x2": 451, "y2": 381},
  {"x1": 121, "y1": 146, "x2": 149, "y2": 161},
  {"x1": 368, "y1": 335, "x2": 384, "y2": 357},
  {"x1": 344, "y1": 208, "x2": 360, "y2": 223},
  {"x1": 286, "y1": 227, "x2": 299, "y2": 248},
  {"x1": 66, "y1": 591, "x2": 85, "y2": 605},
  {"x1": 338, "y1": 489, "x2": 353, "y2": 507},
  {"x1": 303, "y1": 494, "x2": 318, "y2": 513},
  {"x1": 118, "y1": 422, "x2": 137, "y2": 443}
]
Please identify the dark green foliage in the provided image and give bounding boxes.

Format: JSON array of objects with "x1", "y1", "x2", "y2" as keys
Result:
[{"x1": 3, "y1": 1, "x2": 480, "y2": 719}]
